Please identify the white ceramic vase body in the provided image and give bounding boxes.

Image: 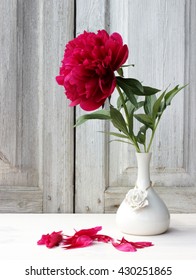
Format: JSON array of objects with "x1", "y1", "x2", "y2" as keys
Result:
[{"x1": 116, "y1": 152, "x2": 170, "y2": 235}]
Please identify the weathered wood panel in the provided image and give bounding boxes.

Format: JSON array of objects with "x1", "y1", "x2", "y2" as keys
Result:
[
  {"x1": 1, "y1": 0, "x2": 195, "y2": 214},
  {"x1": 42, "y1": 0, "x2": 75, "y2": 213},
  {"x1": 105, "y1": 186, "x2": 196, "y2": 214},
  {"x1": 0, "y1": 0, "x2": 75, "y2": 213},
  {"x1": 75, "y1": 0, "x2": 109, "y2": 213},
  {"x1": 0, "y1": 186, "x2": 42, "y2": 213},
  {"x1": 105, "y1": 0, "x2": 196, "y2": 213},
  {"x1": 0, "y1": 0, "x2": 41, "y2": 211}
]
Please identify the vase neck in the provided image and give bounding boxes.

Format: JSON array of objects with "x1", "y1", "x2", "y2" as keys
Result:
[{"x1": 136, "y1": 152, "x2": 152, "y2": 191}]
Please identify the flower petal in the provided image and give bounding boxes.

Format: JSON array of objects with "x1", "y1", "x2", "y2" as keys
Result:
[
  {"x1": 93, "y1": 234, "x2": 113, "y2": 243},
  {"x1": 56, "y1": 30, "x2": 128, "y2": 111},
  {"x1": 131, "y1": 241, "x2": 154, "y2": 249},
  {"x1": 56, "y1": 76, "x2": 64, "y2": 85},
  {"x1": 37, "y1": 231, "x2": 63, "y2": 248},
  {"x1": 37, "y1": 227, "x2": 153, "y2": 253},
  {"x1": 63, "y1": 235, "x2": 93, "y2": 249},
  {"x1": 74, "y1": 226, "x2": 102, "y2": 237},
  {"x1": 37, "y1": 234, "x2": 50, "y2": 245},
  {"x1": 112, "y1": 240, "x2": 137, "y2": 252}
]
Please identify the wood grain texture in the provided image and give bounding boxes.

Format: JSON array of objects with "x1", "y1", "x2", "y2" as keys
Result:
[
  {"x1": 1, "y1": 0, "x2": 195, "y2": 213},
  {"x1": 75, "y1": 0, "x2": 109, "y2": 213},
  {"x1": 0, "y1": 0, "x2": 41, "y2": 212},
  {"x1": 105, "y1": 185, "x2": 196, "y2": 214},
  {"x1": 0, "y1": 0, "x2": 75, "y2": 213},
  {"x1": 42, "y1": 0, "x2": 75, "y2": 213},
  {"x1": 0, "y1": 186, "x2": 42, "y2": 213},
  {"x1": 109, "y1": 0, "x2": 185, "y2": 184},
  {"x1": 105, "y1": 0, "x2": 196, "y2": 213},
  {"x1": 0, "y1": 0, "x2": 18, "y2": 177}
]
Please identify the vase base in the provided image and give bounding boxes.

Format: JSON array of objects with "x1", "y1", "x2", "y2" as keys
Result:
[
  {"x1": 116, "y1": 216, "x2": 170, "y2": 236},
  {"x1": 116, "y1": 222, "x2": 170, "y2": 236},
  {"x1": 116, "y1": 188, "x2": 170, "y2": 236}
]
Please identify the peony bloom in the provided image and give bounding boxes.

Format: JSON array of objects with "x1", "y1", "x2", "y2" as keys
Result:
[
  {"x1": 56, "y1": 30, "x2": 128, "y2": 111},
  {"x1": 37, "y1": 231, "x2": 63, "y2": 248}
]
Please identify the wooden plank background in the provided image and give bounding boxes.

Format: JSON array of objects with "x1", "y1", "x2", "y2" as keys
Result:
[
  {"x1": 0, "y1": 0, "x2": 195, "y2": 213},
  {"x1": 75, "y1": 0, "x2": 110, "y2": 213},
  {"x1": 104, "y1": 0, "x2": 196, "y2": 213},
  {"x1": 0, "y1": 0, "x2": 75, "y2": 212}
]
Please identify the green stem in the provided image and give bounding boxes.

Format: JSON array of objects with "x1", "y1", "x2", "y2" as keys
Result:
[
  {"x1": 146, "y1": 117, "x2": 161, "y2": 152},
  {"x1": 116, "y1": 84, "x2": 129, "y2": 122},
  {"x1": 144, "y1": 142, "x2": 147, "y2": 153},
  {"x1": 116, "y1": 84, "x2": 141, "y2": 152}
]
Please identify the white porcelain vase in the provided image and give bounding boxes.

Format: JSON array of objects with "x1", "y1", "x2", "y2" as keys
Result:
[{"x1": 116, "y1": 152, "x2": 170, "y2": 235}]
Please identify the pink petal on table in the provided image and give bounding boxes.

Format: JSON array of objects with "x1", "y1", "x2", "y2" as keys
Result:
[
  {"x1": 63, "y1": 235, "x2": 93, "y2": 249},
  {"x1": 112, "y1": 240, "x2": 137, "y2": 252},
  {"x1": 93, "y1": 234, "x2": 113, "y2": 243},
  {"x1": 131, "y1": 241, "x2": 154, "y2": 249},
  {"x1": 37, "y1": 231, "x2": 63, "y2": 248},
  {"x1": 74, "y1": 226, "x2": 102, "y2": 237}
]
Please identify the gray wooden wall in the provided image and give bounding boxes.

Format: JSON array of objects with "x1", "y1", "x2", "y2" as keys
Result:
[{"x1": 0, "y1": 0, "x2": 195, "y2": 213}]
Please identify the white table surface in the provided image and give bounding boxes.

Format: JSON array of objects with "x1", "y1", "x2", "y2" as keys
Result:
[{"x1": 0, "y1": 213, "x2": 196, "y2": 261}]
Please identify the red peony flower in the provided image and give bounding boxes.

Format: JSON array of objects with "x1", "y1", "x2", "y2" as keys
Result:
[
  {"x1": 56, "y1": 30, "x2": 128, "y2": 111},
  {"x1": 37, "y1": 231, "x2": 63, "y2": 248}
]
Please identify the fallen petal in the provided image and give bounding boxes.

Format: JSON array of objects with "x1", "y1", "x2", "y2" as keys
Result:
[
  {"x1": 112, "y1": 240, "x2": 137, "y2": 252},
  {"x1": 74, "y1": 226, "x2": 102, "y2": 237},
  {"x1": 132, "y1": 241, "x2": 154, "y2": 249},
  {"x1": 93, "y1": 234, "x2": 113, "y2": 243},
  {"x1": 63, "y1": 226, "x2": 102, "y2": 246},
  {"x1": 121, "y1": 238, "x2": 154, "y2": 249},
  {"x1": 63, "y1": 235, "x2": 93, "y2": 249},
  {"x1": 37, "y1": 234, "x2": 50, "y2": 245},
  {"x1": 37, "y1": 231, "x2": 63, "y2": 248}
]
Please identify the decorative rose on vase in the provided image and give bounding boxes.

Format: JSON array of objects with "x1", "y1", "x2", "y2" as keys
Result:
[{"x1": 125, "y1": 187, "x2": 149, "y2": 211}]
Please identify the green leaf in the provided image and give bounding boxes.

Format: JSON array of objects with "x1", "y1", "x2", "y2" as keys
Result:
[
  {"x1": 136, "y1": 101, "x2": 145, "y2": 110},
  {"x1": 117, "y1": 67, "x2": 124, "y2": 77},
  {"x1": 143, "y1": 86, "x2": 160, "y2": 95},
  {"x1": 140, "y1": 125, "x2": 148, "y2": 133},
  {"x1": 152, "y1": 91, "x2": 165, "y2": 119},
  {"x1": 134, "y1": 114, "x2": 154, "y2": 129},
  {"x1": 117, "y1": 92, "x2": 127, "y2": 110},
  {"x1": 144, "y1": 95, "x2": 157, "y2": 115},
  {"x1": 75, "y1": 110, "x2": 110, "y2": 126},
  {"x1": 101, "y1": 131, "x2": 130, "y2": 139},
  {"x1": 128, "y1": 110, "x2": 134, "y2": 136},
  {"x1": 110, "y1": 106, "x2": 129, "y2": 136},
  {"x1": 116, "y1": 76, "x2": 144, "y2": 96},
  {"x1": 125, "y1": 92, "x2": 138, "y2": 107},
  {"x1": 165, "y1": 85, "x2": 186, "y2": 106},
  {"x1": 136, "y1": 125, "x2": 147, "y2": 145},
  {"x1": 109, "y1": 139, "x2": 133, "y2": 145},
  {"x1": 116, "y1": 77, "x2": 160, "y2": 97},
  {"x1": 117, "y1": 95, "x2": 122, "y2": 110},
  {"x1": 137, "y1": 131, "x2": 145, "y2": 144},
  {"x1": 126, "y1": 100, "x2": 135, "y2": 113}
]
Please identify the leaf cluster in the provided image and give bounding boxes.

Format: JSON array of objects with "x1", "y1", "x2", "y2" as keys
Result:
[{"x1": 75, "y1": 68, "x2": 186, "y2": 152}]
